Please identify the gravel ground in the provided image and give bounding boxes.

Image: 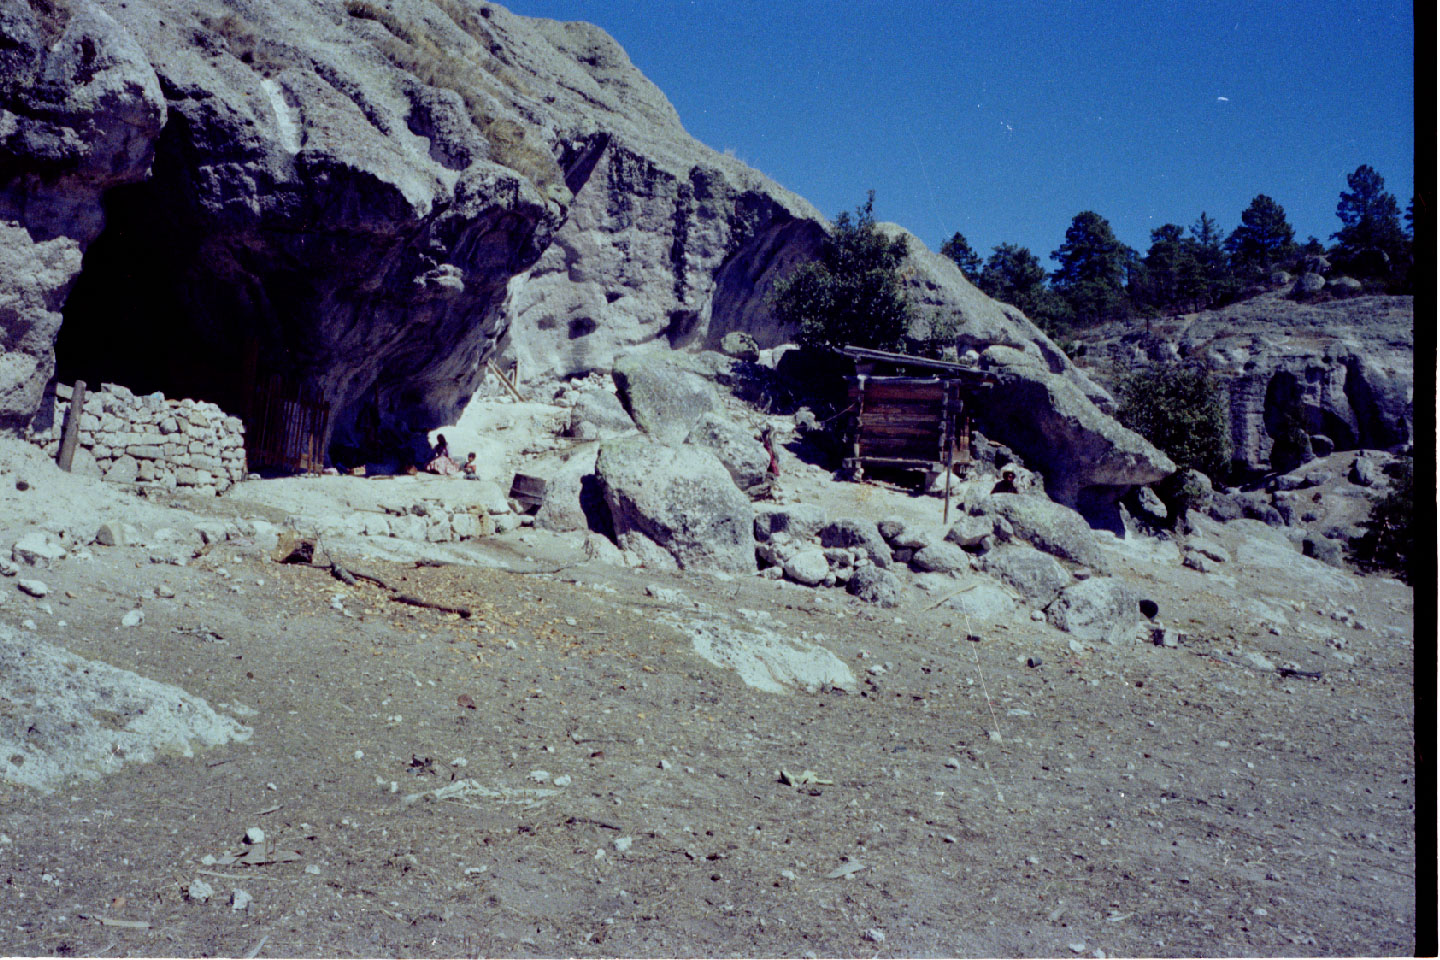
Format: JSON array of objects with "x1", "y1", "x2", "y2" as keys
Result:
[{"x1": 0, "y1": 467, "x2": 1420, "y2": 957}]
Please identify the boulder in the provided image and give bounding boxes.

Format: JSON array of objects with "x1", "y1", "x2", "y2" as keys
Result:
[
  {"x1": 567, "y1": 389, "x2": 636, "y2": 439},
  {"x1": 972, "y1": 495, "x2": 1109, "y2": 572},
  {"x1": 783, "y1": 548, "x2": 830, "y2": 587},
  {"x1": 1045, "y1": 578, "x2": 1143, "y2": 644},
  {"x1": 12, "y1": 532, "x2": 66, "y2": 568},
  {"x1": 847, "y1": 566, "x2": 902, "y2": 607},
  {"x1": 909, "y1": 541, "x2": 973, "y2": 574},
  {"x1": 754, "y1": 503, "x2": 828, "y2": 543},
  {"x1": 719, "y1": 331, "x2": 761, "y2": 362},
  {"x1": 1329, "y1": 276, "x2": 1363, "y2": 295},
  {"x1": 944, "y1": 514, "x2": 1000, "y2": 549},
  {"x1": 1292, "y1": 273, "x2": 1326, "y2": 297},
  {"x1": 612, "y1": 353, "x2": 717, "y2": 445},
  {"x1": 937, "y1": 580, "x2": 1017, "y2": 622},
  {"x1": 819, "y1": 518, "x2": 892, "y2": 568},
  {"x1": 595, "y1": 437, "x2": 754, "y2": 573},
  {"x1": 979, "y1": 545, "x2": 1073, "y2": 605},
  {"x1": 967, "y1": 370, "x2": 1175, "y2": 514},
  {"x1": 534, "y1": 449, "x2": 609, "y2": 535},
  {"x1": 1348, "y1": 456, "x2": 1382, "y2": 487},
  {"x1": 877, "y1": 517, "x2": 935, "y2": 551},
  {"x1": 685, "y1": 412, "x2": 770, "y2": 493}
]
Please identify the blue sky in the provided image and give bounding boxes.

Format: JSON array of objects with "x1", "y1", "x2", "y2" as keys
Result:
[{"x1": 506, "y1": 1, "x2": 1415, "y2": 266}]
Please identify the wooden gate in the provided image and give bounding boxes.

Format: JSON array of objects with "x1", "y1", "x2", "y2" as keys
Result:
[
  {"x1": 842, "y1": 376, "x2": 972, "y2": 481},
  {"x1": 246, "y1": 373, "x2": 330, "y2": 474}
]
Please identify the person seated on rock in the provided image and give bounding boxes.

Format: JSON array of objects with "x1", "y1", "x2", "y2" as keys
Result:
[
  {"x1": 424, "y1": 434, "x2": 462, "y2": 476},
  {"x1": 462, "y1": 452, "x2": 480, "y2": 479},
  {"x1": 991, "y1": 467, "x2": 1019, "y2": 494}
]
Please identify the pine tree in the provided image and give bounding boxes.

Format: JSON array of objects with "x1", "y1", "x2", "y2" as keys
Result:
[
  {"x1": 1225, "y1": 194, "x2": 1296, "y2": 281},
  {"x1": 1050, "y1": 211, "x2": 1131, "y2": 326},
  {"x1": 1190, "y1": 212, "x2": 1237, "y2": 307},
  {"x1": 978, "y1": 244, "x2": 1072, "y2": 336},
  {"x1": 939, "y1": 232, "x2": 983, "y2": 282},
  {"x1": 1332, "y1": 165, "x2": 1408, "y2": 286},
  {"x1": 770, "y1": 192, "x2": 915, "y2": 352}
]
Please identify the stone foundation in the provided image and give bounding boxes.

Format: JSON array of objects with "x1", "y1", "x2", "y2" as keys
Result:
[{"x1": 27, "y1": 382, "x2": 247, "y2": 494}]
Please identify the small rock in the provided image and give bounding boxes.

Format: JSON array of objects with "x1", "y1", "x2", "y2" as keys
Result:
[
  {"x1": 186, "y1": 879, "x2": 214, "y2": 903},
  {"x1": 231, "y1": 889, "x2": 252, "y2": 912},
  {"x1": 528, "y1": 770, "x2": 551, "y2": 783},
  {"x1": 864, "y1": 928, "x2": 886, "y2": 943},
  {"x1": 121, "y1": 609, "x2": 145, "y2": 627},
  {"x1": 17, "y1": 579, "x2": 48, "y2": 598},
  {"x1": 613, "y1": 837, "x2": 633, "y2": 853},
  {"x1": 305, "y1": 864, "x2": 321, "y2": 875},
  {"x1": 553, "y1": 774, "x2": 572, "y2": 787},
  {"x1": 0, "y1": 559, "x2": 16, "y2": 577},
  {"x1": 1069, "y1": 942, "x2": 1087, "y2": 954},
  {"x1": 657, "y1": 759, "x2": 673, "y2": 770},
  {"x1": 1026, "y1": 656, "x2": 1043, "y2": 668},
  {"x1": 244, "y1": 827, "x2": 266, "y2": 845}
]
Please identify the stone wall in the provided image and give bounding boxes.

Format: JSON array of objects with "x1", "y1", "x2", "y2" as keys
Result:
[{"x1": 27, "y1": 383, "x2": 246, "y2": 494}]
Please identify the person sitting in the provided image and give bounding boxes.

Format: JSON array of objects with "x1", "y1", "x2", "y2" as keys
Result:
[
  {"x1": 991, "y1": 467, "x2": 1019, "y2": 494},
  {"x1": 462, "y1": 452, "x2": 480, "y2": 479},
  {"x1": 424, "y1": 433, "x2": 462, "y2": 476}
]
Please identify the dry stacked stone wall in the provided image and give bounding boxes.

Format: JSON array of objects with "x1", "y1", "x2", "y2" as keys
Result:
[{"x1": 29, "y1": 383, "x2": 247, "y2": 494}]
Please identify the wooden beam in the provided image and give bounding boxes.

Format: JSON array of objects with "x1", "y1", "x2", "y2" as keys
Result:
[{"x1": 56, "y1": 380, "x2": 87, "y2": 472}]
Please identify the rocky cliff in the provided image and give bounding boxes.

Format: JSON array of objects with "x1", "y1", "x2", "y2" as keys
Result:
[
  {"x1": 3, "y1": 0, "x2": 1173, "y2": 505},
  {"x1": 1070, "y1": 292, "x2": 1413, "y2": 478}
]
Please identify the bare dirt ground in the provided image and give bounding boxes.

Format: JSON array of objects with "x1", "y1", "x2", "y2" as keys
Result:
[{"x1": 0, "y1": 444, "x2": 1420, "y2": 959}]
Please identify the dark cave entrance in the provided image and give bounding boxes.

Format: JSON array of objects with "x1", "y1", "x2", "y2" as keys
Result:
[{"x1": 53, "y1": 178, "x2": 313, "y2": 414}]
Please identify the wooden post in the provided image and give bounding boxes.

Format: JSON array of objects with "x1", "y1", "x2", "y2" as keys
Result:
[
  {"x1": 487, "y1": 360, "x2": 527, "y2": 403},
  {"x1": 940, "y1": 383, "x2": 953, "y2": 524},
  {"x1": 56, "y1": 380, "x2": 87, "y2": 472}
]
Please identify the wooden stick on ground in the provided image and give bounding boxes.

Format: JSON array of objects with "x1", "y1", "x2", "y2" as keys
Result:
[{"x1": 329, "y1": 562, "x2": 474, "y2": 618}]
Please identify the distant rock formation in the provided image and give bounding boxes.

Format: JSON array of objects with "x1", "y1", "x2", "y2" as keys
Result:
[{"x1": 1071, "y1": 292, "x2": 1413, "y2": 478}]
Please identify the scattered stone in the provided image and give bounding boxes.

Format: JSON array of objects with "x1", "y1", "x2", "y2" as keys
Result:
[
  {"x1": 1026, "y1": 657, "x2": 1043, "y2": 668},
  {"x1": 230, "y1": 889, "x2": 252, "y2": 912},
  {"x1": 186, "y1": 879, "x2": 214, "y2": 903},
  {"x1": 553, "y1": 774, "x2": 572, "y2": 787},
  {"x1": 846, "y1": 566, "x2": 902, "y2": 607},
  {"x1": 819, "y1": 518, "x2": 891, "y2": 568},
  {"x1": 121, "y1": 609, "x2": 145, "y2": 627},
  {"x1": 244, "y1": 827, "x2": 266, "y2": 845},
  {"x1": 783, "y1": 548, "x2": 830, "y2": 587},
  {"x1": 12, "y1": 532, "x2": 66, "y2": 568},
  {"x1": 0, "y1": 559, "x2": 16, "y2": 577},
  {"x1": 864, "y1": 928, "x2": 886, "y2": 943},
  {"x1": 613, "y1": 837, "x2": 633, "y2": 853},
  {"x1": 17, "y1": 577, "x2": 50, "y2": 599},
  {"x1": 910, "y1": 541, "x2": 972, "y2": 574}
]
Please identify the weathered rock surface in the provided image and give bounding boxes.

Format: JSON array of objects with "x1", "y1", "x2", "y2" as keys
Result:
[
  {"x1": 595, "y1": 436, "x2": 754, "y2": 573},
  {"x1": 612, "y1": 352, "x2": 716, "y2": 446},
  {"x1": 1, "y1": 623, "x2": 251, "y2": 792},
  {"x1": 754, "y1": 503, "x2": 828, "y2": 543},
  {"x1": 819, "y1": 518, "x2": 891, "y2": 568},
  {"x1": 1045, "y1": 578, "x2": 1142, "y2": 644},
  {"x1": 909, "y1": 541, "x2": 973, "y2": 575},
  {"x1": 979, "y1": 544, "x2": 1073, "y2": 606},
  {"x1": 1071, "y1": 292, "x2": 1413, "y2": 477},
  {"x1": 846, "y1": 565, "x2": 901, "y2": 607},
  {"x1": 685, "y1": 411, "x2": 769, "y2": 494},
  {"x1": 971, "y1": 496, "x2": 1109, "y2": 572},
  {"x1": 566, "y1": 389, "x2": 635, "y2": 439}
]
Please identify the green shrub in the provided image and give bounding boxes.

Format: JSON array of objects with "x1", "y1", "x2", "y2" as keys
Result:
[
  {"x1": 1114, "y1": 360, "x2": 1231, "y2": 483},
  {"x1": 1350, "y1": 457, "x2": 1414, "y2": 582},
  {"x1": 769, "y1": 192, "x2": 915, "y2": 352}
]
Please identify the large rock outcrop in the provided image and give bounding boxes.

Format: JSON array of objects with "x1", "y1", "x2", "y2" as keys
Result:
[
  {"x1": 1071, "y1": 292, "x2": 1413, "y2": 477},
  {"x1": 1, "y1": 0, "x2": 819, "y2": 460},
  {"x1": 1, "y1": 0, "x2": 166, "y2": 427}
]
